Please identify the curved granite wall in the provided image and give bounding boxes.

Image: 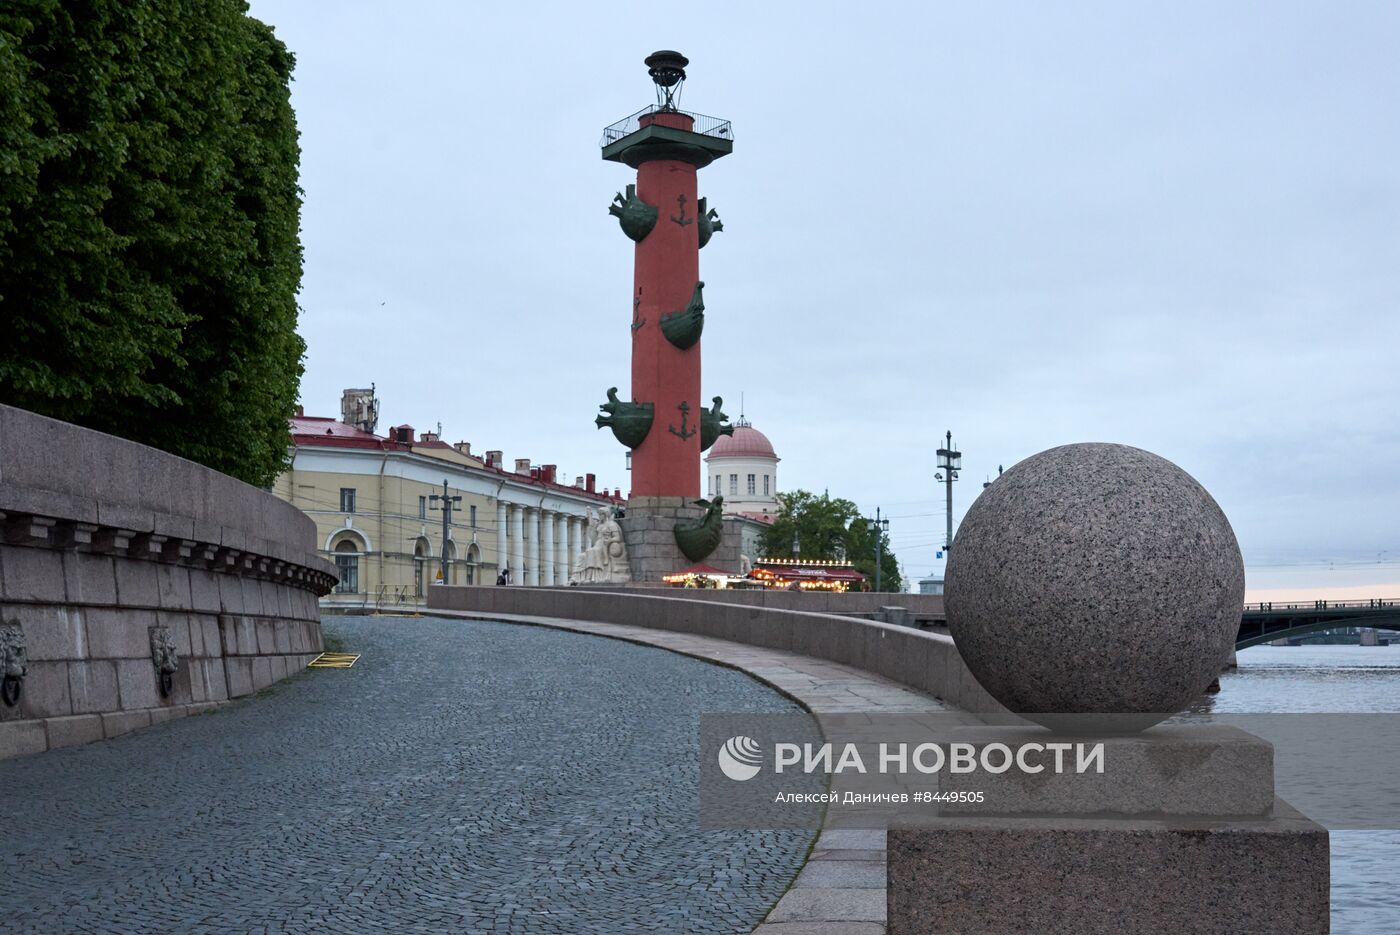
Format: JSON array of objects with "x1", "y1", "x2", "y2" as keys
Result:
[
  {"x1": 0, "y1": 404, "x2": 335, "y2": 759},
  {"x1": 427, "y1": 585, "x2": 1005, "y2": 715},
  {"x1": 572, "y1": 585, "x2": 946, "y2": 625}
]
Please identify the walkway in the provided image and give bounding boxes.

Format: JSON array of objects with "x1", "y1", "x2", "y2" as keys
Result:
[
  {"x1": 432, "y1": 609, "x2": 956, "y2": 935},
  {"x1": 0, "y1": 615, "x2": 813, "y2": 934}
]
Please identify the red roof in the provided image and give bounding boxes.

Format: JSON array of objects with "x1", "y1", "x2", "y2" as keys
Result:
[
  {"x1": 288, "y1": 415, "x2": 623, "y2": 503},
  {"x1": 290, "y1": 416, "x2": 409, "y2": 450},
  {"x1": 667, "y1": 563, "x2": 733, "y2": 576},
  {"x1": 706, "y1": 424, "x2": 778, "y2": 461}
]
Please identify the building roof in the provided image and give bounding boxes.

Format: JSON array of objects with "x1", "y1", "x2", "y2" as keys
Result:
[
  {"x1": 288, "y1": 416, "x2": 623, "y2": 503},
  {"x1": 706, "y1": 424, "x2": 778, "y2": 461},
  {"x1": 291, "y1": 416, "x2": 408, "y2": 450}
]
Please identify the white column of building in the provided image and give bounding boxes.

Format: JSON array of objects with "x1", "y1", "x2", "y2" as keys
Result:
[
  {"x1": 541, "y1": 509, "x2": 555, "y2": 586},
  {"x1": 571, "y1": 517, "x2": 584, "y2": 570},
  {"x1": 560, "y1": 516, "x2": 573, "y2": 582},
  {"x1": 526, "y1": 508, "x2": 541, "y2": 586},
  {"x1": 510, "y1": 504, "x2": 524, "y2": 585},
  {"x1": 554, "y1": 513, "x2": 567, "y2": 583},
  {"x1": 496, "y1": 502, "x2": 508, "y2": 581}
]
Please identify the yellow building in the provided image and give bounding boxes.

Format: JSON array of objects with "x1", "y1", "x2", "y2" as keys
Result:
[{"x1": 272, "y1": 389, "x2": 625, "y2": 608}]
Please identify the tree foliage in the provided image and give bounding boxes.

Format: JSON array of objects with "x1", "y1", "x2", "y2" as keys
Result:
[
  {"x1": 0, "y1": 0, "x2": 303, "y2": 486},
  {"x1": 760, "y1": 489, "x2": 904, "y2": 591}
]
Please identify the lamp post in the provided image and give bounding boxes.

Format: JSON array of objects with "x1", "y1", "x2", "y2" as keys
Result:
[
  {"x1": 867, "y1": 507, "x2": 890, "y2": 592},
  {"x1": 428, "y1": 480, "x2": 462, "y2": 585},
  {"x1": 983, "y1": 464, "x2": 1003, "y2": 490},
  {"x1": 934, "y1": 431, "x2": 961, "y2": 552}
]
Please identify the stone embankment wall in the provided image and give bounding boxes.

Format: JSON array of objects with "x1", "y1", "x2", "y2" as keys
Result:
[
  {"x1": 427, "y1": 585, "x2": 1000, "y2": 713},
  {"x1": 575, "y1": 585, "x2": 946, "y2": 625},
  {"x1": 0, "y1": 405, "x2": 335, "y2": 760}
]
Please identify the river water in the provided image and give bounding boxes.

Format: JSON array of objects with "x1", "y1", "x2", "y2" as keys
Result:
[{"x1": 1211, "y1": 645, "x2": 1400, "y2": 933}]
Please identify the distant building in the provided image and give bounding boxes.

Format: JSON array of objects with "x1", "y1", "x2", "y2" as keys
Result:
[
  {"x1": 703, "y1": 415, "x2": 781, "y2": 563},
  {"x1": 705, "y1": 416, "x2": 780, "y2": 520},
  {"x1": 918, "y1": 575, "x2": 945, "y2": 596},
  {"x1": 272, "y1": 388, "x2": 623, "y2": 607}
]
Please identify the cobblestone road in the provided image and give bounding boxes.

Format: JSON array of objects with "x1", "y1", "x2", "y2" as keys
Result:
[{"x1": 0, "y1": 615, "x2": 815, "y2": 934}]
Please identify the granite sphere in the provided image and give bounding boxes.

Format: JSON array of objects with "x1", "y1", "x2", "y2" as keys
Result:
[{"x1": 945, "y1": 443, "x2": 1244, "y2": 732}]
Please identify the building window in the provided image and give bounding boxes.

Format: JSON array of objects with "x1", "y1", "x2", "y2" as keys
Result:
[
  {"x1": 729, "y1": 474, "x2": 738, "y2": 496},
  {"x1": 414, "y1": 539, "x2": 428, "y2": 598},
  {"x1": 419, "y1": 495, "x2": 427, "y2": 519},
  {"x1": 747, "y1": 474, "x2": 756, "y2": 495},
  {"x1": 466, "y1": 544, "x2": 480, "y2": 584},
  {"x1": 764, "y1": 475, "x2": 770, "y2": 495},
  {"x1": 333, "y1": 540, "x2": 359, "y2": 594},
  {"x1": 470, "y1": 505, "x2": 477, "y2": 527},
  {"x1": 339, "y1": 488, "x2": 356, "y2": 513}
]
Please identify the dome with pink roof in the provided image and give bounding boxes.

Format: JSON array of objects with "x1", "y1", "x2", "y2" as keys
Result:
[{"x1": 706, "y1": 422, "x2": 778, "y2": 461}]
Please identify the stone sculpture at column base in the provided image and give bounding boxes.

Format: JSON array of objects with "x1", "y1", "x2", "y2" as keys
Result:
[{"x1": 568, "y1": 507, "x2": 632, "y2": 585}]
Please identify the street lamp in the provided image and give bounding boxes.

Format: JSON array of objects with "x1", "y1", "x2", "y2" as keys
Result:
[
  {"x1": 866, "y1": 507, "x2": 890, "y2": 592},
  {"x1": 935, "y1": 430, "x2": 961, "y2": 552},
  {"x1": 428, "y1": 480, "x2": 462, "y2": 585}
]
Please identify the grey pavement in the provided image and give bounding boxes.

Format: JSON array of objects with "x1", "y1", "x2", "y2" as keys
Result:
[
  {"x1": 0, "y1": 614, "x2": 814, "y2": 934},
  {"x1": 427, "y1": 609, "x2": 956, "y2": 935}
]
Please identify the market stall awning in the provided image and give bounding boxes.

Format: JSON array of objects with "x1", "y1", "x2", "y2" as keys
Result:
[{"x1": 662, "y1": 563, "x2": 733, "y2": 581}]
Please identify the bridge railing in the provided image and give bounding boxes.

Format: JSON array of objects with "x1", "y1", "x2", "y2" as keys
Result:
[{"x1": 1245, "y1": 597, "x2": 1400, "y2": 613}]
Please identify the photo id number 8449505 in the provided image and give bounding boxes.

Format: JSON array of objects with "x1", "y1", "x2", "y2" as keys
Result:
[{"x1": 913, "y1": 791, "x2": 984, "y2": 804}]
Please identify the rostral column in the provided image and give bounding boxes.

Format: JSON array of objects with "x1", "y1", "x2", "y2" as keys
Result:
[{"x1": 596, "y1": 51, "x2": 733, "y2": 506}]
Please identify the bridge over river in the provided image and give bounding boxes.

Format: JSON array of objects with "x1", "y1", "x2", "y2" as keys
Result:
[
  {"x1": 825, "y1": 592, "x2": 1400, "y2": 651},
  {"x1": 1237, "y1": 598, "x2": 1400, "y2": 648}
]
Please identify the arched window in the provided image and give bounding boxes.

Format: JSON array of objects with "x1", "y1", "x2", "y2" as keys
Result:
[
  {"x1": 413, "y1": 537, "x2": 430, "y2": 597},
  {"x1": 465, "y1": 543, "x2": 481, "y2": 585},
  {"x1": 333, "y1": 538, "x2": 360, "y2": 594}
]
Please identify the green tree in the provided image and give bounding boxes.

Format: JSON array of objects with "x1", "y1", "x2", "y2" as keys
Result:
[
  {"x1": 843, "y1": 514, "x2": 903, "y2": 593},
  {"x1": 0, "y1": 0, "x2": 304, "y2": 487},
  {"x1": 760, "y1": 489, "x2": 903, "y2": 591}
]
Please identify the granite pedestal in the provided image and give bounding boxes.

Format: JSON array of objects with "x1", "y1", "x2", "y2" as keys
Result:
[
  {"x1": 619, "y1": 496, "x2": 747, "y2": 582},
  {"x1": 887, "y1": 726, "x2": 1329, "y2": 934}
]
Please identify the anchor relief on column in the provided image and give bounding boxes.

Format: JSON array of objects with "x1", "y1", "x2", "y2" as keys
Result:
[{"x1": 668, "y1": 401, "x2": 696, "y2": 441}]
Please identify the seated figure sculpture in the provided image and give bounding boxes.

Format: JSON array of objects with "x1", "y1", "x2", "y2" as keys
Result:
[{"x1": 571, "y1": 508, "x2": 631, "y2": 585}]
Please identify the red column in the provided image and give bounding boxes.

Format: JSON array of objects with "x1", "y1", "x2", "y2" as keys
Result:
[{"x1": 630, "y1": 112, "x2": 702, "y2": 498}]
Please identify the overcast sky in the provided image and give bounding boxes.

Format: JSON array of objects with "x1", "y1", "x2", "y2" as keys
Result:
[{"x1": 247, "y1": 0, "x2": 1399, "y2": 593}]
